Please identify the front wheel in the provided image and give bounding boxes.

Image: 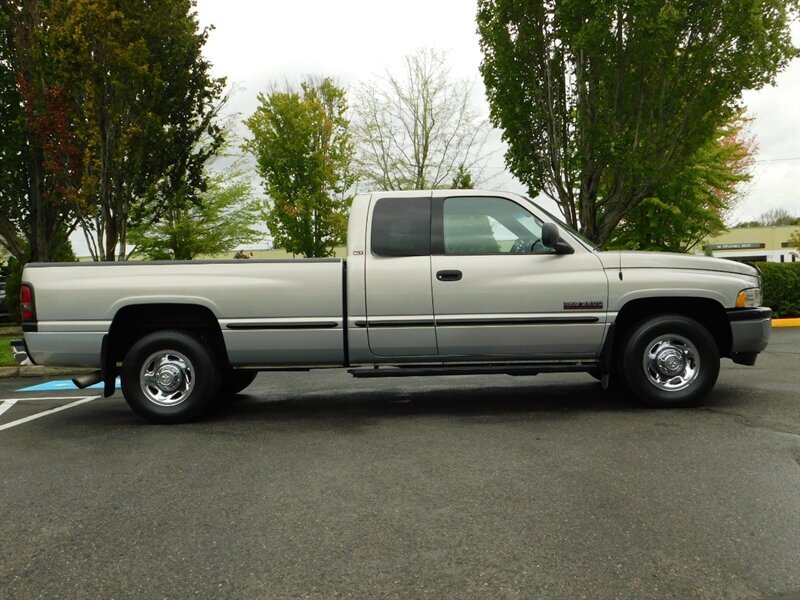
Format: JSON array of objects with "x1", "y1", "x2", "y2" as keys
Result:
[
  {"x1": 621, "y1": 315, "x2": 719, "y2": 408},
  {"x1": 121, "y1": 330, "x2": 220, "y2": 423}
]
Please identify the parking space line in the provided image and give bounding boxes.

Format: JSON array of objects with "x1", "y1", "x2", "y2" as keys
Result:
[
  {"x1": 0, "y1": 400, "x2": 18, "y2": 418},
  {"x1": 16, "y1": 377, "x2": 120, "y2": 393},
  {"x1": 2, "y1": 396, "x2": 101, "y2": 402},
  {"x1": 0, "y1": 396, "x2": 100, "y2": 432}
]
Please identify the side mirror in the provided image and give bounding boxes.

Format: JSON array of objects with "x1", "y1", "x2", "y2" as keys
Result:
[
  {"x1": 541, "y1": 223, "x2": 575, "y2": 255},
  {"x1": 541, "y1": 223, "x2": 559, "y2": 248}
]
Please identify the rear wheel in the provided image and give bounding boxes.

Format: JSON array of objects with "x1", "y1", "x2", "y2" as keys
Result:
[
  {"x1": 121, "y1": 330, "x2": 219, "y2": 423},
  {"x1": 621, "y1": 315, "x2": 719, "y2": 408}
]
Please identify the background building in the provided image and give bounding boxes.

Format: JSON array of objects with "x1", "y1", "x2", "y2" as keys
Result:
[{"x1": 697, "y1": 225, "x2": 799, "y2": 263}]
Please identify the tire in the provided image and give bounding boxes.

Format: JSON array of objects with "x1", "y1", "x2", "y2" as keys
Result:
[
  {"x1": 621, "y1": 315, "x2": 719, "y2": 408},
  {"x1": 121, "y1": 330, "x2": 220, "y2": 424},
  {"x1": 220, "y1": 370, "x2": 258, "y2": 397}
]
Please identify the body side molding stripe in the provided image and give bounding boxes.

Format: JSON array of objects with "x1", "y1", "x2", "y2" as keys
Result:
[
  {"x1": 354, "y1": 319, "x2": 435, "y2": 328},
  {"x1": 436, "y1": 316, "x2": 599, "y2": 326},
  {"x1": 355, "y1": 316, "x2": 599, "y2": 328},
  {"x1": 227, "y1": 322, "x2": 339, "y2": 330}
]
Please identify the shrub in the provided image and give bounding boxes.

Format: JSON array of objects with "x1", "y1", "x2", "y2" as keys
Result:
[{"x1": 755, "y1": 262, "x2": 800, "y2": 318}]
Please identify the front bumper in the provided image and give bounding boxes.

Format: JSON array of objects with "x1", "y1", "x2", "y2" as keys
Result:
[{"x1": 727, "y1": 307, "x2": 772, "y2": 365}]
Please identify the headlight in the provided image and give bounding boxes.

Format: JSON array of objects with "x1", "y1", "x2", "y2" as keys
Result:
[{"x1": 736, "y1": 287, "x2": 762, "y2": 308}]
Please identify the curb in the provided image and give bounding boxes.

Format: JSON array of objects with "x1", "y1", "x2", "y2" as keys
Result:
[
  {"x1": 0, "y1": 366, "x2": 94, "y2": 379},
  {"x1": 772, "y1": 318, "x2": 800, "y2": 328}
]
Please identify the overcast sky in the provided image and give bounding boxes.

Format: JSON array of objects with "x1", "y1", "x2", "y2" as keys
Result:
[{"x1": 69, "y1": 0, "x2": 800, "y2": 255}]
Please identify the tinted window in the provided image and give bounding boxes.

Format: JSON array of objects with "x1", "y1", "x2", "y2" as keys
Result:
[
  {"x1": 371, "y1": 197, "x2": 431, "y2": 257},
  {"x1": 443, "y1": 196, "x2": 553, "y2": 255}
]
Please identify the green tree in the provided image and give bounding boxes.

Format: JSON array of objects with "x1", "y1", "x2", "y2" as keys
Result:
[
  {"x1": 451, "y1": 164, "x2": 474, "y2": 189},
  {"x1": 735, "y1": 208, "x2": 800, "y2": 227},
  {"x1": 128, "y1": 172, "x2": 263, "y2": 260},
  {"x1": 244, "y1": 77, "x2": 354, "y2": 257},
  {"x1": 50, "y1": 0, "x2": 226, "y2": 261},
  {"x1": 787, "y1": 229, "x2": 800, "y2": 251},
  {"x1": 756, "y1": 207, "x2": 798, "y2": 226},
  {"x1": 0, "y1": 0, "x2": 82, "y2": 265},
  {"x1": 353, "y1": 48, "x2": 491, "y2": 191},
  {"x1": 477, "y1": 0, "x2": 798, "y2": 246},
  {"x1": 611, "y1": 118, "x2": 755, "y2": 252}
]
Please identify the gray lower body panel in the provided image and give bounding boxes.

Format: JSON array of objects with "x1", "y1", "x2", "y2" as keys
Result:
[
  {"x1": 223, "y1": 329, "x2": 344, "y2": 366},
  {"x1": 727, "y1": 308, "x2": 772, "y2": 355},
  {"x1": 24, "y1": 332, "x2": 104, "y2": 367}
]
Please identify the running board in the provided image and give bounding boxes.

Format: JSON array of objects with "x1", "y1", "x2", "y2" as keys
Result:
[{"x1": 348, "y1": 363, "x2": 598, "y2": 379}]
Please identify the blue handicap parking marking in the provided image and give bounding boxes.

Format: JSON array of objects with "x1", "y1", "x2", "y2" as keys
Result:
[{"x1": 16, "y1": 377, "x2": 121, "y2": 393}]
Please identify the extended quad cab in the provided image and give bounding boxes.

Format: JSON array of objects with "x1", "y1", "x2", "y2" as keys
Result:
[{"x1": 19, "y1": 190, "x2": 771, "y2": 423}]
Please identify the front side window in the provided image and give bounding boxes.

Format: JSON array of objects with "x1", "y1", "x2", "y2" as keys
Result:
[
  {"x1": 371, "y1": 197, "x2": 431, "y2": 257},
  {"x1": 443, "y1": 196, "x2": 553, "y2": 255}
]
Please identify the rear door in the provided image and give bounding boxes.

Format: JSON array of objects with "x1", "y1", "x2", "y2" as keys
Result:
[
  {"x1": 430, "y1": 194, "x2": 608, "y2": 358},
  {"x1": 364, "y1": 194, "x2": 438, "y2": 357}
]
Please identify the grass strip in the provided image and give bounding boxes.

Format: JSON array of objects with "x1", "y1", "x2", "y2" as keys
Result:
[{"x1": 0, "y1": 335, "x2": 19, "y2": 367}]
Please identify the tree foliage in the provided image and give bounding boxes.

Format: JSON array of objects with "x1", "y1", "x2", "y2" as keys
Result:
[
  {"x1": 611, "y1": 118, "x2": 755, "y2": 252},
  {"x1": 353, "y1": 48, "x2": 490, "y2": 191},
  {"x1": 50, "y1": 0, "x2": 227, "y2": 261},
  {"x1": 128, "y1": 172, "x2": 262, "y2": 261},
  {"x1": 451, "y1": 164, "x2": 475, "y2": 189},
  {"x1": 245, "y1": 77, "x2": 354, "y2": 258},
  {"x1": 788, "y1": 229, "x2": 800, "y2": 250},
  {"x1": 736, "y1": 208, "x2": 800, "y2": 227},
  {"x1": 0, "y1": 0, "x2": 82, "y2": 264},
  {"x1": 1, "y1": 0, "x2": 226, "y2": 263},
  {"x1": 477, "y1": 0, "x2": 799, "y2": 246},
  {"x1": 757, "y1": 207, "x2": 798, "y2": 226}
]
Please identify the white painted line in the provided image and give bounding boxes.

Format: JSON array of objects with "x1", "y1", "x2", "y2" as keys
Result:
[
  {"x1": 1, "y1": 396, "x2": 95, "y2": 402},
  {"x1": 0, "y1": 396, "x2": 99, "y2": 402},
  {"x1": 0, "y1": 396, "x2": 100, "y2": 432},
  {"x1": 0, "y1": 400, "x2": 18, "y2": 418}
]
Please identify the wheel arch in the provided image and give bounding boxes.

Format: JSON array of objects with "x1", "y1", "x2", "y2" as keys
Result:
[
  {"x1": 610, "y1": 297, "x2": 732, "y2": 359},
  {"x1": 103, "y1": 303, "x2": 229, "y2": 395}
]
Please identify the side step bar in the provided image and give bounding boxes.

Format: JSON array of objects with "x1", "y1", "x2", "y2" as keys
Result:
[{"x1": 348, "y1": 363, "x2": 598, "y2": 379}]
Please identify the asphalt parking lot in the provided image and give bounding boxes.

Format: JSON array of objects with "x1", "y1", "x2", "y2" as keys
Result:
[{"x1": 1, "y1": 329, "x2": 799, "y2": 599}]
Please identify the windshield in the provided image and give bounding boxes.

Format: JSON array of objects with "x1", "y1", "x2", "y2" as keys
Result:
[{"x1": 520, "y1": 197, "x2": 599, "y2": 251}]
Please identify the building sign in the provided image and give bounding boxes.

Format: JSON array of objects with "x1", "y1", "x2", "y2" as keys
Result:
[{"x1": 708, "y1": 243, "x2": 766, "y2": 250}]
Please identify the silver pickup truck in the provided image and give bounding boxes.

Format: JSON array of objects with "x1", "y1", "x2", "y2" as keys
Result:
[{"x1": 19, "y1": 190, "x2": 771, "y2": 423}]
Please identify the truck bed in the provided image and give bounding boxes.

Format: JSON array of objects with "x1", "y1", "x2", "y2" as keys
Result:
[{"x1": 22, "y1": 259, "x2": 346, "y2": 367}]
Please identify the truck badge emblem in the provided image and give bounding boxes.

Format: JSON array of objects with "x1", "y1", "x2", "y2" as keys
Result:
[{"x1": 564, "y1": 301, "x2": 603, "y2": 310}]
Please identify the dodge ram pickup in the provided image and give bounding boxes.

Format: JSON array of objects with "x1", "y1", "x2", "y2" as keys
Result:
[{"x1": 19, "y1": 190, "x2": 772, "y2": 423}]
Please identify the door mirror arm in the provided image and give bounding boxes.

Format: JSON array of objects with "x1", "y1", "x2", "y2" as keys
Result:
[
  {"x1": 553, "y1": 240, "x2": 575, "y2": 255},
  {"x1": 541, "y1": 223, "x2": 574, "y2": 255}
]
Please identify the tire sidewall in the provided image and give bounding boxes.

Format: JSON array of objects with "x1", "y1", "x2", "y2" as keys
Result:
[
  {"x1": 121, "y1": 330, "x2": 219, "y2": 423},
  {"x1": 622, "y1": 315, "x2": 719, "y2": 408}
]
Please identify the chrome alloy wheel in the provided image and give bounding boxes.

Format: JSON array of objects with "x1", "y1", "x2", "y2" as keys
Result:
[
  {"x1": 642, "y1": 334, "x2": 700, "y2": 392},
  {"x1": 139, "y1": 350, "x2": 196, "y2": 407}
]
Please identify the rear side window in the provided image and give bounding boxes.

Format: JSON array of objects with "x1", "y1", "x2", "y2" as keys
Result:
[{"x1": 371, "y1": 197, "x2": 431, "y2": 257}]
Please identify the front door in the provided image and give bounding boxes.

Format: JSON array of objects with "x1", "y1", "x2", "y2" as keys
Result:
[{"x1": 431, "y1": 195, "x2": 608, "y2": 359}]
